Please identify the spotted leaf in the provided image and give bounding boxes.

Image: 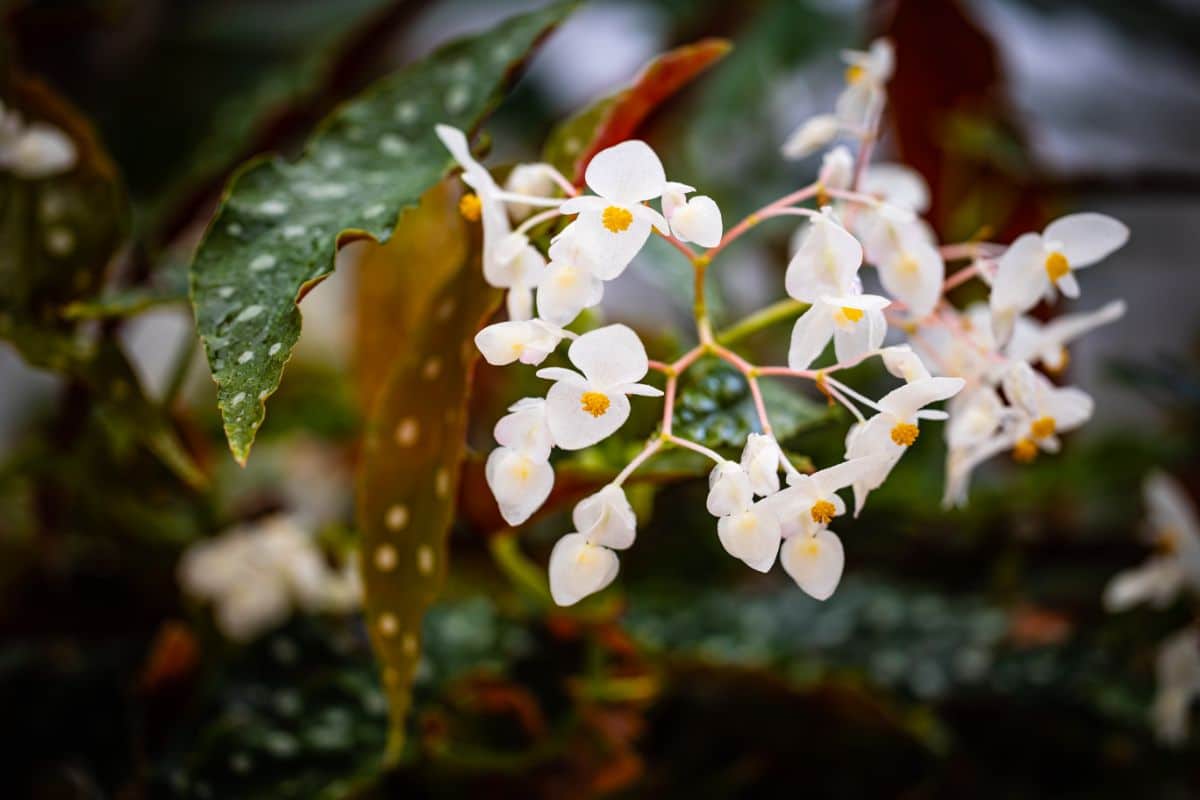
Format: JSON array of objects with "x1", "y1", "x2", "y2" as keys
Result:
[
  {"x1": 190, "y1": 1, "x2": 577, "y2": 465},
  {"x1": 356, "y1": 190, "x2": 501, "y2": 761}
]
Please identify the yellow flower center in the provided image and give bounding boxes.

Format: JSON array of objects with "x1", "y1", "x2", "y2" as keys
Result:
[
  {"x1": 897, "y1": 255, "x2": 920, "y2": 276},
  {"x1": 845, "y1": 64, "x2": 866, "y2": 84},
  {"x1": 602, "y1": 205, "x2": 633, "y2": 233},
  {"x1": 1030, "y1": 416, "x2": 1056, "y2": 440},
  {"x1": 890, "y1": 422, "x2": 920, "y2": 446},
  {"x1": 810, "y1": 500, "x2": 837, "y2": 525},
  {"x1": 1044, "y1": 251, "x2": 1070, "y2": 282},
  {"x1": 1045, "y1": 348, "x2": 1070, "y2": 376},
  {"x1": 580, "y1": 391, "x2": 611, "y2": 417},
  {"x1": 1159, "y1": 528, "x2": 1180, "y2": 555},
  {"x1": 458, "y1": 193, "x2": 482, "y2": 222},
  {"x1": 839, "y1": 305, "x2": 864, "y2": 323},
  {"x1": 1012, "y1": 438, "x2": 1038, "y2": 463}
]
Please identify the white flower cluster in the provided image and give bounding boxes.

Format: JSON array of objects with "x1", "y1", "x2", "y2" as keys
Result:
[
  {"x1": 178, "y1": 514, "x2": 361, "y2": 642},
  {"x1": 0, "y1": 98, "x2": 77, "y2": 179},
  {"x1": 1105, "y1": 473, "x2": 1200, "y2": 746},
  {"x1": 435, "y1": 36, "x2": 1128, "y2": 608}
]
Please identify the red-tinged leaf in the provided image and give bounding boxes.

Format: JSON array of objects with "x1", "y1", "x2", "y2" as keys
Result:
[{"x1": 543, "y1": 38, "x2": 731, "y2": 186}]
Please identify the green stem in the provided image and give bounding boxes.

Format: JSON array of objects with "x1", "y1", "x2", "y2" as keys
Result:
[
  {"x1": 489, "y1": 532, "x2": 552, "y2": 606},
  {"x1": 716, "y1": 298, "x2": 809, "y2": 346}
]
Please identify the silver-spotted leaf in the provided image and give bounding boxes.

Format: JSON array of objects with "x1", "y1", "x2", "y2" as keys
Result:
[
  {"x1": 191, "y1": 1, "x2": 576, "y2": 464},
  {"x1": 356, "y1": 195, "x2": 500, "y2": 762}
]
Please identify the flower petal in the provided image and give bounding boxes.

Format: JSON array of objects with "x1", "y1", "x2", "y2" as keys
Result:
[
  {"x1": 494, "y1": 398, "x2": 554, "y2": 461},
  {"x1": 485, "y1": 447, "x2": 554, "y2": 526},
  {"x1": 707, "y1": 461, "x2": 754, "y2": 517},
  {"x1": 573, "y1": 485, "x2": 637, "y2": 550},
  {"x1": 669, "y1": 195, "x2": 723, "y2": 248},
  {"x1": 877, "y1": 376, "x2": 965, "y2": 421},
  {"x1": 536, "y1": 260, "x2": 604, "y2": 326},
  {"x1": 785, "y1": 215, "x2": 863, "y2": 303},
  {"x1": 717, "y1": 504, "x2": 782, "y2": 572},
  {"x1": 548, "y1": 532, "x2": 619, "y2": 606},
  {"x1": 1043, "y1": 213, "x2": 1129, "y2": 268},
  {"x1": 567, "y1": 323, "x2": 649, "y2": 387},
  {"x1": 787, "y1": 303, "x2": 836, "y2": 370},
  {"x1": 584, "y1": 139, "x2": 666, "y2": 203},
  {"x1": 781, "y1": 529, "x2": 845, "y2": 600}
]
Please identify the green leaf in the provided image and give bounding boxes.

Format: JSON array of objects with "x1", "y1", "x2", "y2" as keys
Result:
[
  {"x1": 674, "y1": 360, "x2": 831, "y2": 451},
  {"x1": 542, "y1": 38, "x2": 731, "y2": 185},
  {"x1": 355, "y1": 184, "x2": 502, "y2": 763},
  {"x1": 190, "y1": 1, "x2": 577, "y2": 465}
]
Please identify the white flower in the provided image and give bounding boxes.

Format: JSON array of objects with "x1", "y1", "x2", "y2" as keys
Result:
[
  {"x1": 787, "y1": 293, "x2": 890, "y2": 370},
  {"x1": 666, "y1": 191, "x2": 723, "y2": 248},
  {"x1": 504, "y1": 163, "x2": 558, "y2": 221},
  {"x1": 1001, "y1": 362, "x2": 1093, "y2": 457},
  {"x1": 536, "y1": 226, "x2": 604, "y2": 326},
  {"x1": 865, "y1": 214, "x2": 944, "y2": 319},
  {"x1": 766, "y1": 456, "x2": 886, "y2": 538},
  {"x1": 945, "y1": 386, "x2": 1005, "y2": 450},
  {"x1": 494, "y1": 397, "x2": 554, "y2": 461},
  {"x1": 836, "y1": 38, "x2": 894, "y2": 127},
  {"x1": 707, "y1": 460, "x2": 754, "y2": 517},
  {"x1": 1105, "y1": 472, "x2": 1200, "y2": 612},
  {"x1": 178, "y1": 514, "x2": 357, "y2": 642},
  {"x1": 844, "y1": 377, "x2": 966, "y2": 513},
  {"x1": 989, "y1": 213, "x2": 1128, "y2": 342},
  {"x1": 485, "y1": 446, "x2": 554, "y2": 526},
  {"x1": 784, "y1": 210, "x2": 863, "y2": 303},
  {"x1": 1153, "y1": 629, "x2": 1200, "y2": 746},
  {"x1": 880, "y1": 345, "x2": 931, "y2": 383},
  {"x1": 0, "y1": 101, "x2": 77, "y2": 179},
  {"x1": 818, "y1": 145, "x2": 854, "y2": 191},
  {"x1": 717, "y1": 500, "x2": 782, "y2": 572},
  {"x1": 548, "y1": 532, "x2": 619, "y2": 606},
  {"x1": 1005, "y1": 300, "x2": 1126, "y2": 372},
  {"x1": 475, "y1": 318, "x2": 565, "y2": 366},
  {"x1": 573, "y1": 484, "x2": 637, "y2": 549},
  {"x1": 781, "y1": 114, "x2": 840, "y2": 160},
  {"x1": 559, "y1": 140, "x2": 669, "y2": 279},
  {"x1": 780, "y1": 528, "x2": 845, "y2": 600},
  {"x1": 741, "y1": 433, "x2": 784, "y2": 497},
  {"x1": 861, "y1": 162, "x2": 929, "y2": 213},
  {"x1": 536, "y1": 323, "x2": 662, "y2": 450}
]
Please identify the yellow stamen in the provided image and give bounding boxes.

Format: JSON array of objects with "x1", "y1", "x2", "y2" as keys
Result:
[
  {"x1": 459, "y1": 193, "x2": 482, "y2": 222},
  {"x1": 1030, "y1": 416, "x2": 1056, "y2": 440},
  {"x1": 845, "y1": 64, "x2": 866, "y2": 84},
  {"x1": 1013, "y1": 438, "x2": 1038, "y2": 463},
  {"x1": 840, "y1": 306, "x2": 864, "y2": 323},
  {"x1": 1045, "y1": 348, "x2": 1070, "y2": 376},
  {"x1": 601, "y1": 205, "x2": 633, "y2": 233},
  {"x1": 1044, "y1": 251, "x2": 1070, "y2": 282},
  {"x1": 890, "y1": 422, "x2": 919, "y2": 446},
  {"x1": 1159, "y1": 529, "x2": 1180, "y2": 555},
  {"x1": 810, "y1": 500, "x2": 836, "y2": 525},
  {"x1": 580, "y1": 391, "x2": 610, "y2": 417}
]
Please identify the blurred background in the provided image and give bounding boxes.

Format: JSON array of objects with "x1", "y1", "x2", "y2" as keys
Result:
[{"x1": 2, "y1": 0, "x2": 1200, "y2": 796}]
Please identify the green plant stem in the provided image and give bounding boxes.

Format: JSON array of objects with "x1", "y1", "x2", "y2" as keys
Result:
[
  {"x1": 716, "y1": 298, "x2": 809, "y2": 346},
  {"x1": 489, "y1": 532, "x2": 552, "y2": 606}
]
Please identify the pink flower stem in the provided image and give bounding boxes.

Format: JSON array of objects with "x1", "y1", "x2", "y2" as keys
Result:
[
  {"x1": 661, "y1": 373, "x2": 677, "y2": 436},
  {"x1": 612, "y1": 437, "x2": 664, "y2": 487},
  {"x1": 705, "y1": 183, "x2": 820, "y2": 259},
  {"x1": 663, "y1": 433, "x2": 725, "y2": 465}
]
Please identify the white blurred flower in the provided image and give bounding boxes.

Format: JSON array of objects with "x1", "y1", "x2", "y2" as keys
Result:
[
  {"x1": 836, "y1": 38, "x2": 894, "y2": 128},
  {"x1": 1153, "y1": 629, "x2": 1200, "y2": 746},
  {"x1": 1005, "y1": 300, "x2": 1126, "y2": 373},
  {"x1": 818, "y1": 145, "x2": 854, "y2": 191},
  {"x1": 0, "y1": 100, "x2": 77, "y2": 179},
  {"x1": 880, "y1": 345, "x2": 931, "y2": 384},
  {"x1": 864, "y1": 214, "x2": 944, "y2": 319},
  {"x1": 1001, "y1": 362, "x2": 1093, "y2": 460},
  {"x1": 990, "y1": 213, "x2": 1128, "y2": 343},
  {"x1": 784, "y1": 209, "x2": 863, "y2": 303},
  {"x1": 781, "y1": 114, "x2": 841, "y2": 160},
  {"x1": 1105, "y1": 472, "x2": 1200, "y2": 612},
  {"x1": 861, "y1": 162, "x2": 929, "y2": 214},
  {"x1": 178, "y1": 514, "x2": 359, "y2": 642},
  {"x1": 536, "y1": 324, "x2": 662, "y2": 450},
  {"x1": 559, "y1": 140, "x2": 669, "y2": 278},
  {"x1": 504, "y1": 163, "x2": 559, "y2": 221}
]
